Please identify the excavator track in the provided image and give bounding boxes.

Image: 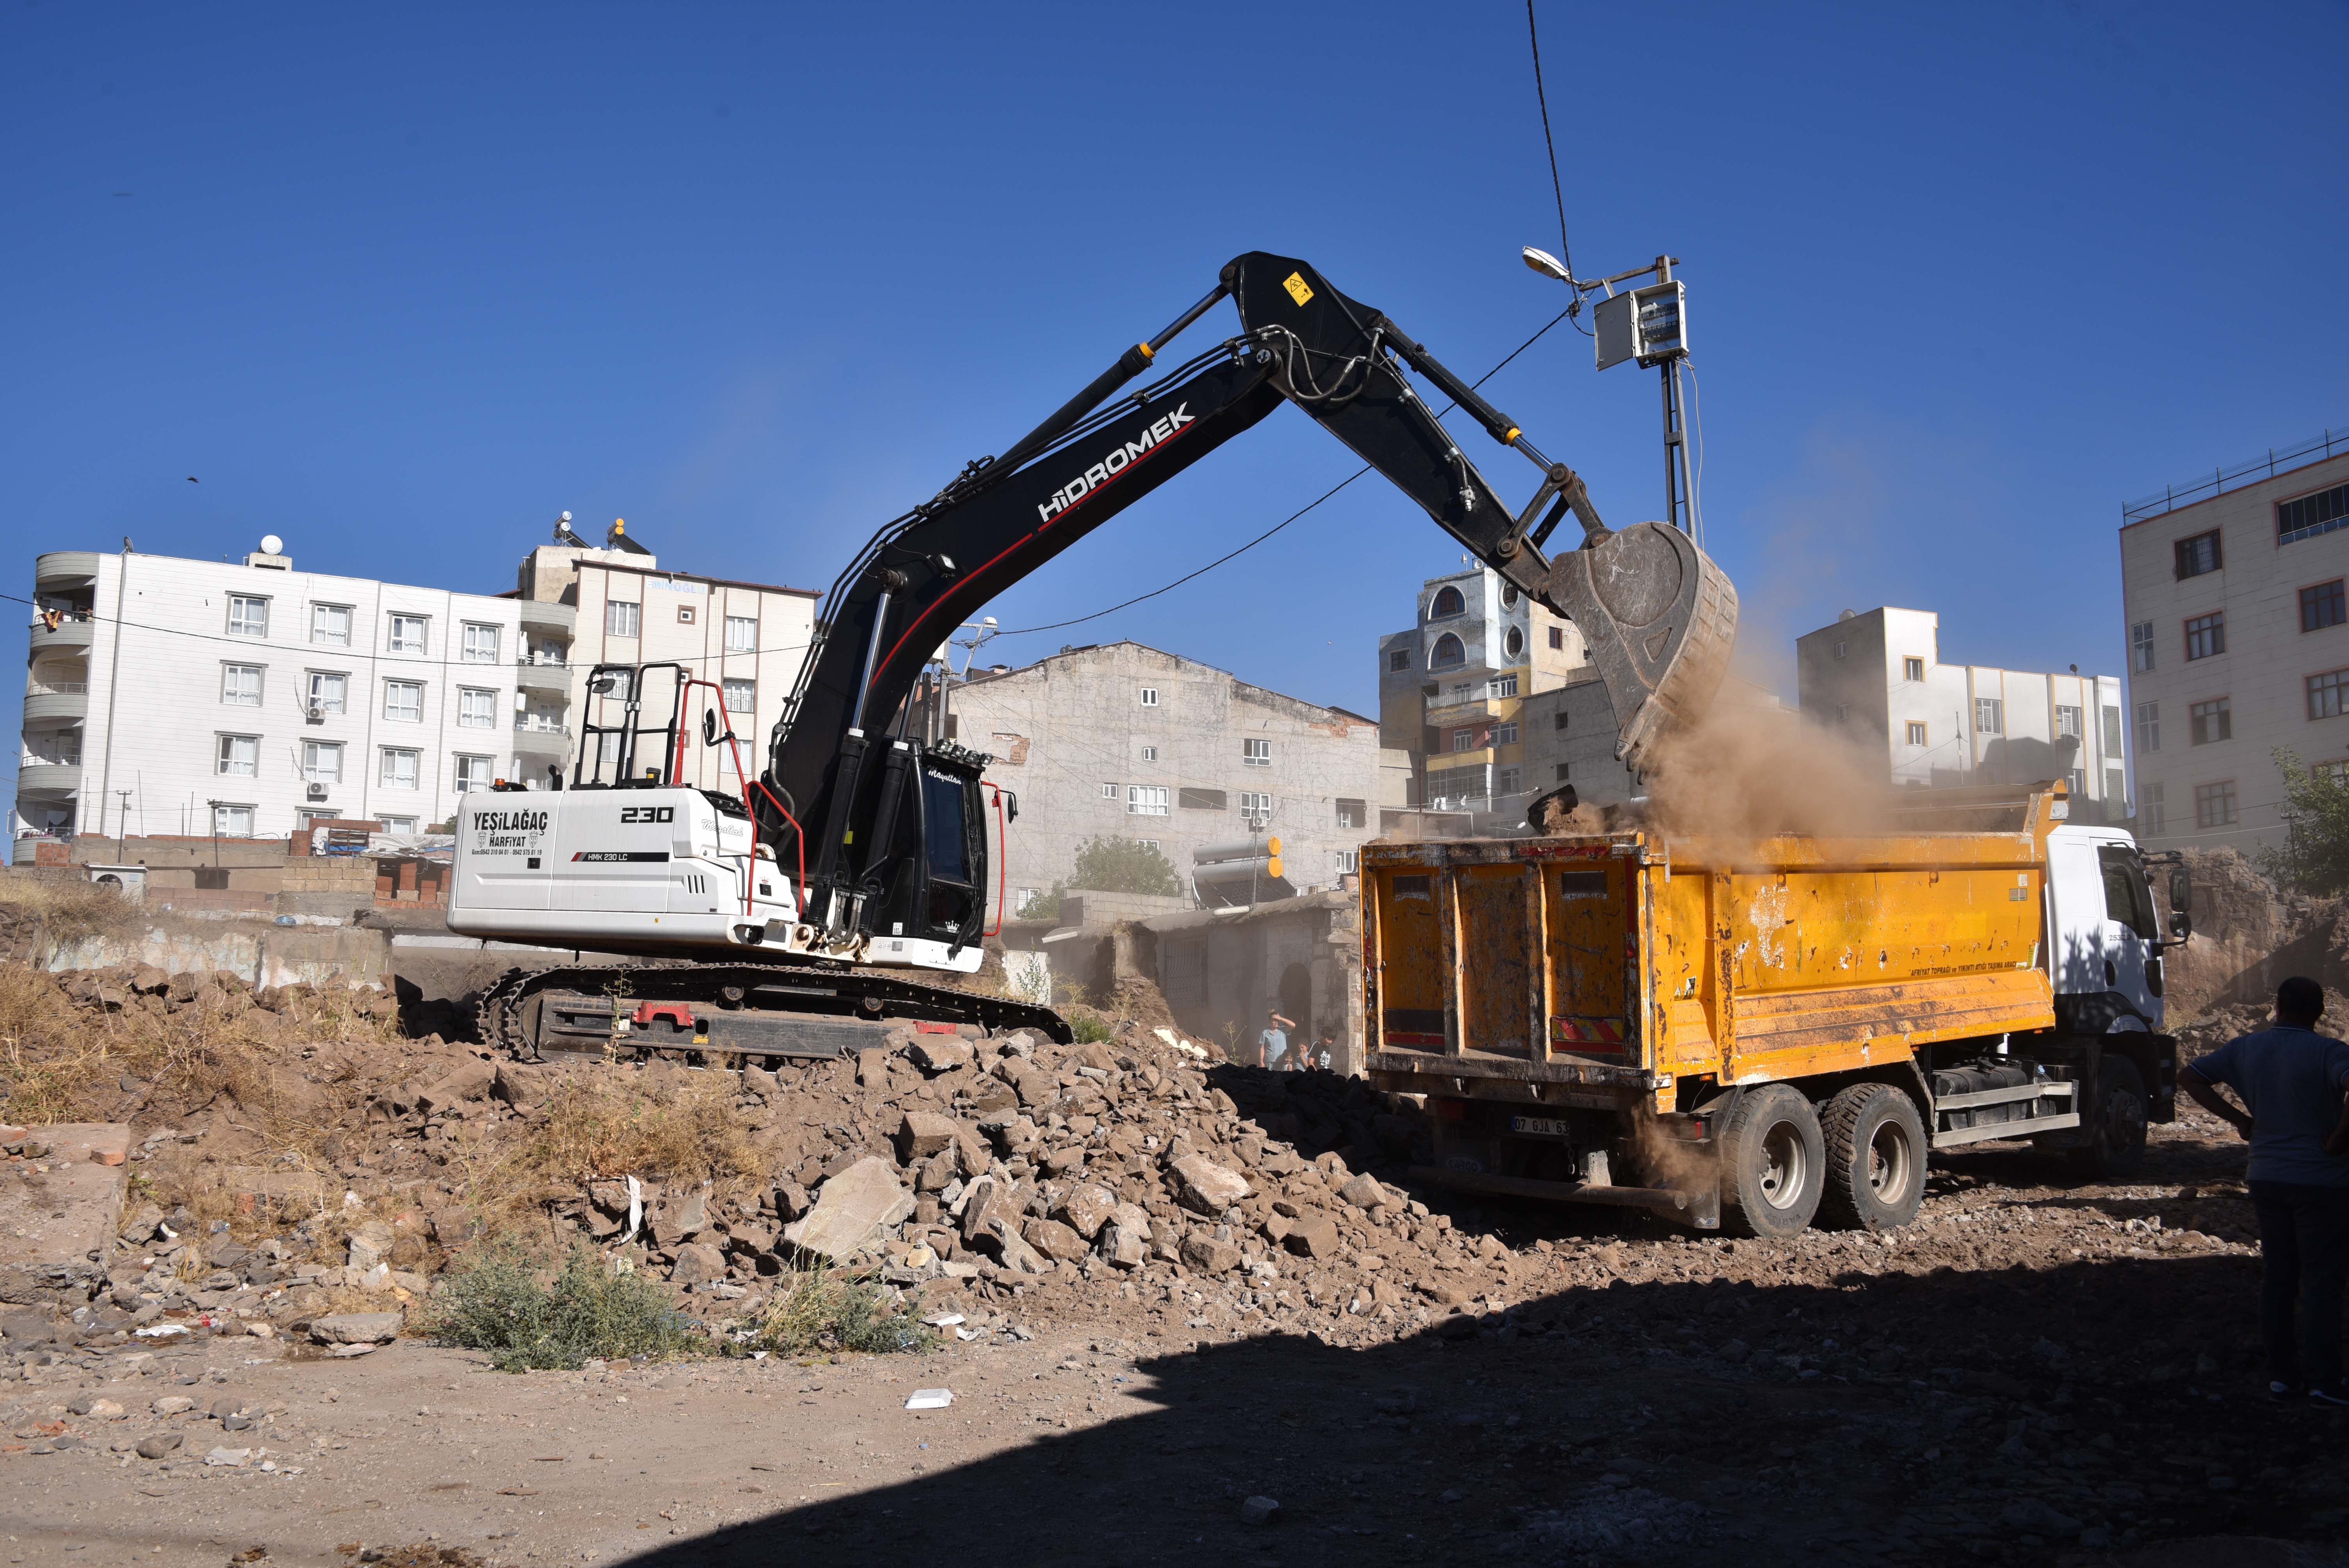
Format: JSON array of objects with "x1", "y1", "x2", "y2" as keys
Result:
[{"x1": 476, "y1": 959, "x2": 1072, "y2": 1063}]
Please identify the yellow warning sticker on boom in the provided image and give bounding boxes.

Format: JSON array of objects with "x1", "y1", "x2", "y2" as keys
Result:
[{"x1": 1282, "y1": 271, "x2": 1314, "y2": 306}]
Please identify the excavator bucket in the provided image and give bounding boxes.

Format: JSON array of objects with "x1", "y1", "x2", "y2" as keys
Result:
[{"x1": 1546, "y1": 521, "x2": 1738, "y2": 770}]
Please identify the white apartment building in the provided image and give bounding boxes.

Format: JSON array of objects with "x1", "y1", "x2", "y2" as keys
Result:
[
  {"x1": 15, "y1": 525, "x2": 818, "y2": 851},
  {"x1": 1795, "y1": 606, "x2": 2126, "y2": 818},
  {"x1": 2118, "y1": 433, "x2": 2349, "y2": 852}
]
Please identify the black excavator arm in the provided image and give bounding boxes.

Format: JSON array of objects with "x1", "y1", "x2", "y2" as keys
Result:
[{"x1": 759, "y1": 251, "x2": 1736, "y2": 955}]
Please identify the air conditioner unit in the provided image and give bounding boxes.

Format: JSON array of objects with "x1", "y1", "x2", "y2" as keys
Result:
[
  {"x1": 306, "y1": 703, "x2": 324, "y2": 723},
  {"x1": 306, "y1": 784, "x2": 328, "y2": 802}
]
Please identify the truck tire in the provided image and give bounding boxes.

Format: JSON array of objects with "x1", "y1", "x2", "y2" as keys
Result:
[
  {"x1": 2075, "y1": 1054, "x2": 2148, "y2": 1179},
  {"x1": 1816, "y1": 1083, "x2": 1926, "y2": 1233},
  {"x1": 1719, "y1": 1083, "x2": 1825, "y2": 1238}
]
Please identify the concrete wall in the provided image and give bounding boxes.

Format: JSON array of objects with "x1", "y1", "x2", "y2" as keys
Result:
[
  {"x1": 1147, "y1": 893, "x2": 1363, "y2": 1075},
  {"x1": 40, "y1": 918, "x2": 390, "y2": 991},
  {"x1": 2120, "y1": 448, "x2": 2349, "y2": 852}
]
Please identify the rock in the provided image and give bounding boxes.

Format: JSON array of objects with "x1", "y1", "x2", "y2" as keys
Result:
[
  {"x1": 856, "y1": 1048, "x2": 889, "y2": 1087},
  {"x1": 773, "y1": 1180, "x2": 811, "y2": 1221},
  {"x1": 782, "y1": 1157, "x2": 913, "y2": 1262},
  {"x1": 1241, "y1": 1495, "x2": 1280, "y2": 1526},
  {"x1": 203, "y1": 1447, "x2": 252, "y2": 1468},
  {"x1": 726, "y1": 1220, "x2": 777, "y2": 1256},
  {"x1": 1171, "y1": 1153, "x2": 1251, "y2": 1215},
  {"x1": 1337, "y1": 1172, "x2": 1388, "y2": 1209},
  {"x1": 346, "y1": 1222, "x2": 393, "y2": 1270},
  {"x1": 129, "y1": 964, "x2": 168, "y2": 996},
  {"x1": 166, "y1": 971, "x2": 200, "y2": 1005},
  {"x1": 906, "y1": 1037, "x2": 974, "y2": 1074},
  {"x1": 151, "y1": 1396, "x2": 195, "y2": 1415},
  {"x1": 417, "y1": 1058, "x2": 496, "y2": 1111},
  {"x1": 587, "y1": 1181, "x2": 633, "y2": 1217},
  {"x1": 134, "y1": 1433, "x2": 182, "y2": 1459},
  {"x1": 649, "y1": 1185, "x2": 709, "y2": 1248},
  {"x1": 741, "y1": 1065, "x2": 779, "y2": 1098},
  {"x1": 1180, "y1": 1233, "x2": 1243, "y2": 1275},
  {"x1": 491, "y1": 1062, "x2": 551, "y2": 1111},
  {"x1": 959, "y1": 1175, "x2": 1021, "y2": 1244},
  {"x1": 1098, "y1": 1205, "x2": 1149, "y2": 1269},
  {"x1": 980, "y1": 1217, "x2": 1050, "y2": 1276},
  {"x1": 915, "y1": 1146, "x2": 962, "y2": 1194},
  {"x1": 1021, "y1": 1218, "x2": 1088, "y2": 1264},
  {"x1": 895, "y1": 1112, "x2": 959, "y2": 1164},
  {"x1": 1056, "y1": 1183, "x2": 1117, "y2": 1241},
  {"x1": 308, "y1": 1311, "x2": 402, "y2": 1346},
  {"x1": 669, "y1": 1242, "x2": 728, "y2": 1287},
  {"x1": 997, "y1": 1057, "x2": 1057, "y2": 1110},
  {"x1": 1283, "y1": 1214, "x2": 1341, "y2": 1260}
]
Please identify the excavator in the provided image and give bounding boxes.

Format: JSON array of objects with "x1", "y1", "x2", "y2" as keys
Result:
[{"x1": 449, "y1": 251, "x2": 1738, "y2": 1058}]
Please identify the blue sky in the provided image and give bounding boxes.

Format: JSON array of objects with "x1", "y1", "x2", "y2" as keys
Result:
[{"x1": 7, "y1": 0, "x2": 2346, "y2": 782}]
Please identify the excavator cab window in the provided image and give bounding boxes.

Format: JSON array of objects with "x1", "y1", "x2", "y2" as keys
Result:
[{"x1": 920, "y1": 765, "x2": 980, "y2": 936}]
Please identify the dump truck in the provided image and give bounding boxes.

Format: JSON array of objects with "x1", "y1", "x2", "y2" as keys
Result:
[{"x1": 1360, "y1": 783, "x2": 2190, "y2": 1236}]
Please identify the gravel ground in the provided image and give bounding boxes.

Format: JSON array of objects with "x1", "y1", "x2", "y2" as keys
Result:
[{"x1": 1, "y1": 1106, "x2": 2342, "y2": 1568}]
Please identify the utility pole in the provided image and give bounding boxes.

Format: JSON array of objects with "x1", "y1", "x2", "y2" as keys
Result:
[
  {"x1": 1520, "y1": 246, "x2": 1694, "y2": 535},
  {"x1": 113, "y1": 789, "x2": 134, "y2": 861}
]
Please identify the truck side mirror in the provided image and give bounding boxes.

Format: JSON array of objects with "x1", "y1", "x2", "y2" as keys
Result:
[
  {"x1": 2168, "y1": 865, "x2": 2192, "y2": 920},
  {"x1": 2169, "y1": 909, "x2": 2192, "y2": 941}
]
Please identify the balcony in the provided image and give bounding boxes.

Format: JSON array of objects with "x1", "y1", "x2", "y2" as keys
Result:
[
  {"x1": 34, "y1": 552, "x2": 100, "y2": 590},
  {"x1": 516, "y1": 659, "x2": 572, "y2": 694},
  {"x1": 512, "y1": 725, "x2": 572, "y2": 758},
  {"x1": 517, "y1": 599, "x2": 577, "y2": 635},
  {"x1": 22, "y1": 686, "x2": 87, "y2": 723},
  {"x1": 29, "y1": 617, "x2": 94, "y2": 654},
  {"x1": 16, "y1": 761, "x2": 80, "y2": 796},
  {"x1": 1424, "y1": 693, "x2": 1518, "y2": 728}
]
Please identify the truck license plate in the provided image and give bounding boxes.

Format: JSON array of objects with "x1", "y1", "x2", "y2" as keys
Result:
[{"x1": 1510, "y1": 1116, "x2": 1573, "y2": 1139}]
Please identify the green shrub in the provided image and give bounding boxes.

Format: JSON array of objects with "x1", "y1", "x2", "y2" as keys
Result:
[
  {"x1": 1067, "y1": 1011, "x2": 1113, "y2": 1044},
  {"x1": 1069, "y1": 836, "x2": 1181, "y2": 896},
  {"x1": 743, "y1": 1261, "x2": 925, "y2": 1356},
  {"x1": 426, "y1": 1239, "x2": 700, "y2": 1372}
]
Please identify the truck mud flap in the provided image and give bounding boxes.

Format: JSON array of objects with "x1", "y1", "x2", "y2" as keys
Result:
[{"x1": 1408, "y1": 1164, "x2": 1720, "y2": 1230}]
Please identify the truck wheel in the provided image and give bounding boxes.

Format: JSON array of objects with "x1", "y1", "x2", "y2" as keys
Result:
[
  {"x1": 2075, "y1": 1054, "x2": 2148, "y2": 1180},
  {"x1": 1719, "y1": 1084, "x2": 1825, "y2": 1238},
  {"x1": 1817, "y1": 1084, "x2": 1926, "y2": 1232}
]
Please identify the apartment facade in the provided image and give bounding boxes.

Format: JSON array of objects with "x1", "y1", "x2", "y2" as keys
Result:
[
  {"x1": 944, "y1": 641, "x2": 1380, "y2": 909},
  {"x1": 1374, "y1": 565, "x2": 1592, "y2": 830},
  {"x1": 15, "y1": 526, "x2": 818, "y2": 851},
  {"x1": 1794, "y1": 606, "x2": 2126, "y2": 817},
  {"x1": 2119, "y1": 439, "x2": 2349, "y2": 851}
]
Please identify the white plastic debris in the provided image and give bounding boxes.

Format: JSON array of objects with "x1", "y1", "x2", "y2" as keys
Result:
[
  {"x1": 921, "y1": 1312, "x2": 965, "y2": 1328},
  {"x1": 133, "y1": 1324, "x2": 190, "y2": 1339},
  {"x1": 623, "y1": 1174, "x2": 644, "y2": 1245},
  {"x1": 955, "y1": 1327, "x2": 980, "y2": 1342},
  {"x1": 905, "y1": 1388, "x2": 953, "y2": 1410}
]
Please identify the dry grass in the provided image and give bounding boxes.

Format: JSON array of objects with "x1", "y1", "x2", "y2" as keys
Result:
[
  {"x1": 524, "y1": 1073, "x2": 761, "y2": 1188},
  {"x1": 742, "y1": 1259, "x2": 925, "y2": 1356},
  {"x1": 0, "y1": 875, "x2": 139, "y2": 946}
]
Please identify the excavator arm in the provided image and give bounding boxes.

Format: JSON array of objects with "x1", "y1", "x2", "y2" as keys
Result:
[{"x1": 764, "y1": 251, "x2": 1737, "y2": 951}]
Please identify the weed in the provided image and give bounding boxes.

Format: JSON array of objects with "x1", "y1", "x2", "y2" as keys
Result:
[
  {"x1": 425, "y1": 1237, "x2": 700, "y2": 1372},
  {"x1": 1066, "y1": 1010, "x2": 1113, "y2": 1045},
  {"x1": 0, "y1": 876, "x2": 137, "y2": 946},
  {"x1": 525, "y1": 1073, "x2": 760, "y2": 1187},
  {"x1": 740, "y1": 1260, "x2": 925, "y2": 1356}
]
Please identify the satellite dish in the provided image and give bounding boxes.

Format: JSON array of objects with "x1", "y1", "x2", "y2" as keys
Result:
[{"x1": 259, "y1": 535, "x2": 283, "y2": 555}]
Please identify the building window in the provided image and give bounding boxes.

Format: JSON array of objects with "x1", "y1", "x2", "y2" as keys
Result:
[
  {"x1": 1905, "y1": 721, "x2": 1927, "y2": 746},
  {"x1": 1126, "y1": 785, "x2": 1169, "y2": 816},
  {"x1": 1139, "y1": 687, "x2": 1158, "y2": 707},
  {"x1": 2130, "y1": 621, "x2": 2155, "y2": 672},
  {"x1": 1387, "y1": 649, "x2": 1409, "y2": 672},
  {"x1": 1553, "y1": 709, "x2": 1570, "y2": 730},
  {"x1": 1451, "y1": 729, "x2": 1476, "y2": 753},
  {"x1": 311, "y1": 603, "x2": 351, "y2": 646},
  {"x1": 1497, "y1": 765, "x2": 1522, "y2": 794},
  {"x1": 1337, "y1": 849, "x2": 1360, "y2": 875},
  {"x1": 722, "y1": 677, "x2": 754, "y2": 715},
  {"x1": 2189, "y1": 697, "x2": 2231, "y2": 745},
  {"x1": 380, "y1": 748, "x2": 419, "y2": 789},
  {"x1": 302, "y1": 740, "x2": 342, "y2": 784},
  {"x1": 1335, "y1": 798, "x2": 1367, "y2": 829},
  {"x1": 725, "y1": 615, "x2": 757, "y2": 652},
  {"x1": 307, "y1": 671, "x2": 346, "y2": 715},
  {"x1": 1429, "y1": 586, "x2": 1465, "y2": 618},
  {"x1": 226, "y1": 595, "x2": 269, "y2": 638},
  {"x1": 2106, "y1": 766, "x2": 2124, "y2": 804},
  {"x1": 384, "y1": 681, "x2": 423, "y2": 722},
  {"x1": 1178, "y1": 787, "x2": 1226, "y2": 811},
  {"x1": 2309, "y1": 669, "x2": 2349, "y2": 720},
  {"x1": 1431, "y1": 633, "x2": 1465, "y2": 669},
  {"x1": 606, "y1": 601, "x2": 640, "y2": 639},
  {"x1": 216, "y1": 734, "x2": 258, "y2": 777},
  {"x1": 1554, "y1": 763, "x2": 1570, "y2": 781},
  {"x1": 1100, "y1": 782, "x2": 1117, "y2": 798},
  {"x1": 454, "y1": 754, "x2": 494, "y2": 793},
  {"x1": 2278, "y1": 481, "x2": 2349, "y2": 545},
  {"x1": 1835, "y1": 703, "x2": 1850, "y2": 723},
  {"x1": 2184, "y1": 611, "x2": 2225, "y2": 661},
  {"x1": 458, "y1": 687, "x2": 497, "y2": 729},
  {"x1": 1494, "y1": 721, "x2": 1519, "y2": 745},
  {"x1": 1833, "y1": 640, "x2": 1847, "y2": 659},
  {"x1": 212, "y1": 804, "x2": 254, "y2": 836},
  {"x1": 1487, "y1": 674, "x2": 1519, "y2": 698},
  {"x1": 1139, "y1": 745, "x2": 1158, "y2": 762},
  {"x1": 2302, "y1": 581, "x2": 2347, "y2": 633},
  {"x1": 2142, "y1": 781, "x2": 2164, "y2": 835},
  {"x1": 2066, "y1": 766, "x2": 2087, "y2": 802},
  {"x1": 2102, "y1": 705, "x2": 2123, "y2": 755},
  {"x1": 2194, "y1": 779, "x2": 2238, "y2": 828},
  {"x1": 1903, "y1": 657, "x2": 1925, "y2": 682},
  {"x1": 387, "y1": 614, "x2": 428, "y2": 656},
  {"x1": 1504, "y1": 627, "x2": 1525, "y2": 659},
  {"x1": 676, "y1": 606, "x2": 695, "y2": 624},
  {"x1": 1548, "y1": 626, "x2": 1564, "y2": 650},
  {"x1": 2173, "y1": 529, "x2": 2223, "y2": 579},
  {"x1": 378, "y1": 815, "x2": 418, "y2": 834},
  {"x1": 1239, "y1": 791, "x2": 1274, "y2": 822},
  {"x1": 1135, "y1": 839, "x2": 1159, "y2": 852},
  {"x1": 2055, "y1": 705, "x2": 2082, "y2": 739},
  {"x1": 460, "y1": 624, "x2": 499, "y2": 665},
  {"x1": 1973, "y1": 697, "x2": 2003, "y2": 735},
  {"x1": 1243, "y1": 738, "x2": 1271, "y2": 767},
  {"x1": 221, "y1": 664, "x2": 263, "y2": 707},
  {"x1": 2135, "y1": 700, "x2": 2160, "y2": 754}
]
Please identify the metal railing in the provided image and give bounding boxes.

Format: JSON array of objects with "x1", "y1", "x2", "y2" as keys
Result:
[
  {"x1": 25, "y1": 682, "x2": 87, "y2": 696},
  {"x1": 2123, "y1": 426, "x2": 2348, "y2": 522}
]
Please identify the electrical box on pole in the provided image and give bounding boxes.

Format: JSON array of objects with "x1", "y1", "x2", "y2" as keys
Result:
[{"x1": 1593, "y1": 279, "x2": 1688, "y2": 371}]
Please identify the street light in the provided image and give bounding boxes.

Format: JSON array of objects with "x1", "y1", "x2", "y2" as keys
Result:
[{"x1": 934, "y1": 618, "x2": 1000, "y2": 743}]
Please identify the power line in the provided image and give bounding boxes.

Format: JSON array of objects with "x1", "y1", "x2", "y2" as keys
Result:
[
  {"x1": 998, "y1": 303, "x2": 1579, "y2": 639},
  {"x1": 1527, "y1": 0, "x2": 1572, "y2": 282}
]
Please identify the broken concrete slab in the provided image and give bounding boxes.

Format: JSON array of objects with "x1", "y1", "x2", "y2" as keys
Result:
[
  {"x1": 1170, "y1": 1153, "x2": 1251, "y2": 1215},
  {"x1": 904, "y1": 1036, "x2": 973, "y2": 1075},
  {"x1": 895, "y1": 1111, "x2": 959, "y2": 1164},
  {"x1": 1180, "y1": 1233, "x2": 1243, "y2": 1275},
  {"x1": 781, "y1": 1156, "x2": 913, "y2": 1262},
  {"x1": 648, "y1": 1185, "x2": 709, "y2": 1249},
  {"x1": 416, "y1": 1058, "x2": 495, "y2": 1112},
  {"x1": 1055, "y1": 1182, "x2": 1116, "y2": 1240},
  {"x1": 0, "y1": 1124, "x2": 130, "y2": 1306},
  {"x1": 308, "y1": 1311, "x2": 402, "y2": 1345}
]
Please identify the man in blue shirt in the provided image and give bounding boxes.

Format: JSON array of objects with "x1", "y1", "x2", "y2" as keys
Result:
[
  {"x1": 1258, "y1": 1010, "x2": 1295, "y2": 1071},
  {"x1": 2179, "y1": 976, "x2": 2349, "y2": 1405}
]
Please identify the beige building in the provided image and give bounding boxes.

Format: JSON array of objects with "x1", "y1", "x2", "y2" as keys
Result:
[
  {"x1": 513, "y1": 525, "x2": 820, "y2": 796},
  {"x1": 2119, "y1": 435, "x2": 2349, "y2": 851},
  {"x1": 1795, "y1": 606, "x2": 2126, "y2": 819}
]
